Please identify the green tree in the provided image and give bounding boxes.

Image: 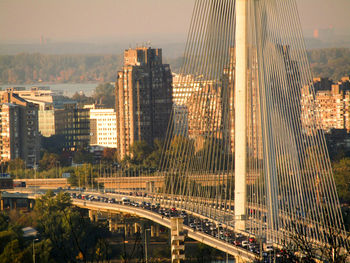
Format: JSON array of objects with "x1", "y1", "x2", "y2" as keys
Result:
[
  {"x1": 41, "y1": 134, "x2": 67, "y2": 155},
  {"x1": 166, "y1": 135, "x2": 195, "y2": 171},
  {"x1": 93, "y1": 82, "x2": 115, "y2": 108},
  {"x1": 125, "y1": 140, "x2": 153, "y2": 167},
  {"x1": 102, "y1": 147, "x2": 117, "y2": 164},
  {"x1": 333, "y1": 158, "x2": 350, "y2": 204},
  {"x1": 0, "y1": 213, "x2": 9, "y2": 231},
  {"x1": 73, "y1": 150, "x2": 94, "y2": 164},
  {"x1": 71, "y1": 92, "x2": 94, "y2": 106},
  {"x1": 39, "y1": 152, "x2": 60, "y2": 171},
  {"x1": 35, "y1": 191, "x2": 111, "y2": 262},
  {"x1": 0, "y1": 239, "x2": 32, "y2": 263},
  {"x1": 7, "y1": 158, "x2": 25, "y2": 173},
  {"x1": 33, "y1": 239, "x2": 55, "y2": 263},
  {"x1": 144, "y1": 139, "x2": 164, "y2": 169}
]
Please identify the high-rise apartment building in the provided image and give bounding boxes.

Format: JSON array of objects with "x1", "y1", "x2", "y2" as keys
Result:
[
  {"x1": 0, "y1": 103, "x2": 20, "y2": 162},
  {"x1": 0, "y1": 92, "x2": 40, "y2": 167},
  {"x1": 115, "y1": 47, "x2": 172, "y2": 159}
]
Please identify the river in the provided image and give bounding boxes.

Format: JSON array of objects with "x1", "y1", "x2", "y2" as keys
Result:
[{"x1": 0, "y1": 83, "x2": 101, "y2": 97}]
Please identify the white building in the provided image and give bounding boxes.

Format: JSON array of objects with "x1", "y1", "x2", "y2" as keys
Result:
[{"x1": 89, "y1": 108, "x2": 117, "y2": 148}]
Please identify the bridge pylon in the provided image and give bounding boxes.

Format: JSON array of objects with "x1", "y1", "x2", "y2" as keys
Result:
[{"x1": 234, "y1": 0, "x2": 248, "y2": 232}]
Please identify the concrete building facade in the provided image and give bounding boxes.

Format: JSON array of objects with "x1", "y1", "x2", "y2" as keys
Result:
[
  {"x1": 0, "y1": 92, "x2": 40, "y2": 167},
  {"x1": 3, "y1": 87, "x2": 73, "y2": 137},
  {"x1": 89, "y1": 108, "x2": 117, "y2": 148},
  {"x1": 115, "y1": 47, "x2": 172, "y2": 160},
  {"x1": 302, "y1": 76, "x2": 350, "y2": 133},
  {"x1": 56, "y1": 103, "x2": 90, "y2": 151}
]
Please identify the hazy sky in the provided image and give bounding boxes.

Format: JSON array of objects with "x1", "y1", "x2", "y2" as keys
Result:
[{"x1": 0, "y1": 0, "x2": 349, "y2": 44}]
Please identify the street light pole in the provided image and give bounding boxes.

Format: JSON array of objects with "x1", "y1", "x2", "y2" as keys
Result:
[
  {"x1": 32, "y1": 238, "x2": 38, "y2": 263},
  {"x1": 32, "y1": 239, "x2": 35, "y2": 263},
  {"x1": 145, "y1": 228, "x2": 150, "y2": 263}
]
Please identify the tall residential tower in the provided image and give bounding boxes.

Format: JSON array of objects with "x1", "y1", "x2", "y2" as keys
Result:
[{"x1": 115, "y1": 47, "x2": 172, "y2": 160}]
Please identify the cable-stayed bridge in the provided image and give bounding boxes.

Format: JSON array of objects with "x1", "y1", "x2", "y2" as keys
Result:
[
  {"x1": 1, "y1": 0, "x2": 348, "y2": 262},
  {"x1": 157, "y1": 0, "x2": 347, "y2": 260}
]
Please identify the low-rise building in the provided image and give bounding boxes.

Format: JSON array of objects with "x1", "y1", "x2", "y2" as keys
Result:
[
  {"x1": 56, "y1": 103, "x2": 90, "y2": 151},
  {"x1": 2, "y1": 87, "x2": 73, "y2": 137},
  {"x1": 89, "y1": 107, "x2": 117, "y2": 148},
  {"x1": 302, "y1": 76, "x2": 350, "y2": 133}
]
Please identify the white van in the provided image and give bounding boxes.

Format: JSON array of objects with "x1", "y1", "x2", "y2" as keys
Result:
[
  {"x1": 264, "y1": 243, "x2": 273, "y2": 252},
  {"x1": 121, "y1": 197, "x2": 131, "y2": 205}
]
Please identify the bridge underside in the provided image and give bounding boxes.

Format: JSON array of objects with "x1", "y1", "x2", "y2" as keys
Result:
[{"x1": 73, "y1": 199, "x2": 256, "y2": 262}]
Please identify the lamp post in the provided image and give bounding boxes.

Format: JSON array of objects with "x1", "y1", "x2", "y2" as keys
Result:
[
  {"x1": 56, "y1": 161, "x2": 60, "y2": 178},
  {"x1": 32, "y1": 238, "x2": 39, "y2": 263},
  {"x1": 145, "y1": 228, "x2": 151, "y2": 263},
  {"x1": 34, "y1": 163, "x2": 37, "y2": 196}
]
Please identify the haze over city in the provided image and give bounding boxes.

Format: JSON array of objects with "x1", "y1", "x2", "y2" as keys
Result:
[
  {"x1": 0, "y1": 0, "x2": 350, "y2": 48},
  {"x1": 0, "y1": 1, "x2": 350, "y2": 262}
]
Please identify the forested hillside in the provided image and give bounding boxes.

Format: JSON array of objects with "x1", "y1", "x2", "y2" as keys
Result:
[
  {"x1": 307, "y1": 48, "x2": 350, "y2": 80},
  {"x1": 0, "y1": 53, "x2": 122, "y2": 84},
  {"x1": 0, "y1": 48, "x2": 348, "y2": 85}
]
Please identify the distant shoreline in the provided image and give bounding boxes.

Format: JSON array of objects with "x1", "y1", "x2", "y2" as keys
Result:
[
  {"x1": 0, "y1": 82, "x2": 101, "y2": 97},
  {"x1": 0, "y1": 81, "x2": 103, "y2": 86}
]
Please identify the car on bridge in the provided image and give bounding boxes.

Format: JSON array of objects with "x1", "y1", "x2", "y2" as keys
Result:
[
  {"x1": 242, "y1": 240, "x2": 249, "y2": 247},
  {"x1": 121, "y1": 197, "x2": 131, "y2": 205}
]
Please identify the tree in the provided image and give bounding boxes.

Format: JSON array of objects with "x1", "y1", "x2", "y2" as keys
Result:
[
  {"x1": 127, "y1": 140, "x2": 153, "y2": 167},
  {"x1": 144, "y1": 139, "x2": 164, "y2": 169},
  {"x1": 39, "y1": 152, "x2": 60, "y2": 171},
  {"x1": 280, "y1": 221, "x2": 350, "y2": 263},
  {"x1": 93, "y1": 82, "x2": 115, "y2": 108},
  {"x1": 0, "y1": 213, "x2": 9, "y2": 231},
  {"x1": 35, "y1": 191, "x2": 111, "y2": 262},
  {"x1": 102, "y1": 148, "x2": 117, "y2": 163},
  {"x1": 41, "y1": 134, "x2": 67, "y2": 154},
  {"x1": 332, "y1": 158, "x2": 350, "y2": 204},
  {"x1": 7, "y1": 158, "x2": 25, "y2": 172},
  {"x1": 73, "y1": 150, "x2": 94, "y2": 164},
  {"x1": 0, "y1": 239, "x2": 32, "y2": 263},
  {"x1": 165, "y1": 135, "x2": 195, "y2": 171},
  {"x1": 71, "y1": 92, "x2": 94, "y2": 106}
]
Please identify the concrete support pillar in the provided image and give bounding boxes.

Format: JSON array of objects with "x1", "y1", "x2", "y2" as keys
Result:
[
  {"x1": 235, "y1": 255, "x2": 247, "y2": 263},
  {"x1": 151, "y1": 225, "x2": 155, "y2": 237},
  {"x1": 126, "y1": 224, "x2": 133, "y2": 236},
  {"x1": 124, "y1": 224, "x2": 129, "y2": 236},
  {"x1": 108, "y1": 218, "x2": 113, "y2": 232},
  {"x1": 150, "y1": 224, "x2": 160, "y2": 237},
  {"x1": 155, "y1": 224, "x2": 160, "y2": 237},
  {"x1": 134, "y1": 223, "x2": 139, "y2": 234},
  {"x1": 170, "y1": 218, "x2": 185, "y2": 263},
  {"x1": 88, "y1": 210, "x2": 96, "y2": 222},
  {"x1": 117, "y1": 223, "x2": 124, "y2": 233},
  {"x1": 234, "y1": 0, "x2": 248, "y2": 232},
  {"x1": 130, "y1": 224, "x2": 134, "y2": 235}
]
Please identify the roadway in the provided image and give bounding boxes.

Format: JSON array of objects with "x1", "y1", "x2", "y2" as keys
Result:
[{"x1": 7, "y1": 188, "x2": 268, "y2": 262}]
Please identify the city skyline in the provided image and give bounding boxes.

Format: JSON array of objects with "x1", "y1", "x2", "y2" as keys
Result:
[{"x1": 0, "y1": 0, "x2": 350, "y2": 44}]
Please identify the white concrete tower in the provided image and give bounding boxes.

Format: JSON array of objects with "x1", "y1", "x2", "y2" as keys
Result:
[{"x1": 234, "y1": 0, "x2": 248, "y2": 231}]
